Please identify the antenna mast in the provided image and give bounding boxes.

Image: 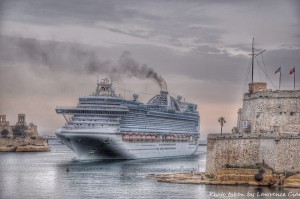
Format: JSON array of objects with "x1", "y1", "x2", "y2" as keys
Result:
[
  {"x1": 250, "y1": 38, "x2": 266, "y2": 83},
  {"x1": 251, "y1": 38, "x2": 254, "y2": 83}
]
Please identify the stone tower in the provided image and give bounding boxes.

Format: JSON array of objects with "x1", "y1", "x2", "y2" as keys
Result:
[
  {"x1": 236, "y1": 83, "x2": 300, "y2": 134},
  {"x1": 206, "y1": 84, "x2": 300, "y2": 174},
  {"x1": 17, "y1": 114, "x2": 26, "y2": 125},
  {"x1": 0, "y1": 115, "x2": 11, "y2": 137}
]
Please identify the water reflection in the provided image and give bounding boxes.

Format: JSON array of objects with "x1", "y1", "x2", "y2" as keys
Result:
[{"x1": 0, "y1": 143, "x2": 299, "y2": 199}]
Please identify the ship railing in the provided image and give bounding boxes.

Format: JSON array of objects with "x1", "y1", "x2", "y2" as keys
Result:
[
  {"x1": 120, "y1": 127, "x2": 198, "y2": 134},
  {"x1": 78, "y1": 104, "x2": 127, "y2": 108},
  {"x1": 56, "y1": 106, "x2": 128, "y2": 110},
  {"x1": 63, "y1": 124, "x2": 120, "y2": 131},
  {"x1": 56, "y1": 106, "x2": 129, "y2": 115}
]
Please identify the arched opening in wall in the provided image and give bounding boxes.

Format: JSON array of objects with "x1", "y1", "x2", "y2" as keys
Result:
[{"x1": 1, "y1": 129, "x2": 9, "y2": 138}]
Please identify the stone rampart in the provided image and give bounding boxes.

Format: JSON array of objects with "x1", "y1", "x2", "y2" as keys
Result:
[{"x1": 206, "y1": 134, "x2": 300, "y2": 174}]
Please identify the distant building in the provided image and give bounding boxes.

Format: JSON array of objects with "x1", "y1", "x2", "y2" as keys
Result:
[
  {"x1": 17, "y1": 114, "x2": 26, "y2": 125},
  {"x1": 0, "y1": 114, "x2": 39, "y2": 138},
  {"x1": 0, "y1": 114, "x2": 50, "y2": 152},
  {"x1": 0, "y1": 115, "x2": 11, "y2": 138}
]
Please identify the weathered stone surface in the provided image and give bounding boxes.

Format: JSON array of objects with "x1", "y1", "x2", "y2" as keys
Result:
[
  {"x1": 15, "y1": 145, "x2": 50, "y2": 152},
  {"x1": 0, "y1": 137, "x2": 50, "y2": 152},
  {"x1": 206, "y1": 135, "x2": 300, "y2": 174},
  {"x1": 152, "y1": 168, "x2": 278, "y2": 187},
  {"x1": 0, "y1": 114, "x2": 51, "y2": 152},
  {"x1": 0, "y1": 145, "x2": 17, "y2": 152},
  {"x1": 237, "y1": 88, "x2": 300, "y2": 134},
  {"x1": 284, "y1": 174, "x2": 300, "y2": 188},
  {"x1": 206, "y1": 86, "x2": 300, "y2": 175}
]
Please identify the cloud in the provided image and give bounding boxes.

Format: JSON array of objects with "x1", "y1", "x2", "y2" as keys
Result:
[
  {"x1": 1, "y1": 0, "x2": 161, "y2": 25},
  {"x1": 1, "y1": 0, "x2": 299, "y2": 136},
  {"x1": 0, "y1": 35, "x2": 168, "y2": 91},
  {"x1": 2, "y1": 0, "x2": 299, "y2": 55}
]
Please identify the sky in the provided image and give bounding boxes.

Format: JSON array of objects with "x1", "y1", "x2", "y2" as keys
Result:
[{"x1": 0, "y1": 0, "x2": 299, "y2": 139}]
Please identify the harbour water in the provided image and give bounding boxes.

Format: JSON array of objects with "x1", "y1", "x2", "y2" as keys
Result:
[{"x1": 0, "y1": 140, "x2": 298, "y2": 199}]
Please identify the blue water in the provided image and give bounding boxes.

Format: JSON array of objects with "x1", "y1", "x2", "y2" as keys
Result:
[{"x1": 0, "y1": 141, "x2": 298, "y2": 199}]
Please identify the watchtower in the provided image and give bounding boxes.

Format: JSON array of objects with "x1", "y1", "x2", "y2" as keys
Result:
[
  {"x1": 17, "y1": 114, "x2": 26, "y2": 125},
  {"x1": 0, "y1": 115, "x2": 9, "y2": 128},
  {"x1": 0, "y1": 115, "x2": 6, "y2": 122}
]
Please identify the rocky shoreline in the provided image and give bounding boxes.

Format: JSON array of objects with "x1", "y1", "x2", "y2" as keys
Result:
[
  {"x1": 0, "y1": 137, "x2": 50, "y2": 152},
  {"x1": 150, "y1": 168, "x2": 300, "y2": 188}
]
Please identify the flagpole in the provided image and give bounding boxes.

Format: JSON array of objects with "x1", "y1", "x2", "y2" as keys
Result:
[
  {"x1": 279, "y1": 66, "x2": 281, "y2": 90},
  {"x1": 275, "y1": 66, "x2": 281, "y2": 90},
  {"x1": 294, "y1": 67, "x2": 296, "y2": 90}
]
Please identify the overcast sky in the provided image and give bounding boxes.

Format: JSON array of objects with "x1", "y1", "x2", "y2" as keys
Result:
[{"x1": 0, "y1": 0, "x2": 299, "y2": 138}]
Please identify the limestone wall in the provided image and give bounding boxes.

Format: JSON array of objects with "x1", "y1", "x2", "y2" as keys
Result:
[
  {"x1": 206, "y1": 134, "x2": 300, "y2": 174},
  {"x1": 237, "y1": 89, "x2": 300, "y2": 134},
  {"x1": 207, "y1": 85, "x2": 300, "y2": 175}
]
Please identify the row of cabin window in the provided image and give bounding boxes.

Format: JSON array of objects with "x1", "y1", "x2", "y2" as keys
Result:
[
  {"x1": 76, "y1": 119, "x2": 118, "y2": 122},
  {"x1": 66, "y1": 110, "x2": 126, "y2": 114},
  {"x1": 75, "y1": 123, "x2": 117, "y2": 126}
]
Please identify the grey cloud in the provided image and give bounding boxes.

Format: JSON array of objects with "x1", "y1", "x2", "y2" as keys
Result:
[
  {"x1": 5, "y1": 0, "x2": 299, "y2": 53},
  {"x1": 0, "y1": 35, "x2": 167, "y2": 90},
  {"x1": 1, "y1": 0, "x2": 161, "y2": 25},
  {"x1": 118, "y1": 42, "x2": 300, "y2": 94},
  {"x1": 1, "y1": 0, "x2": 299, "y2": 135},
  {"x1": 2, "y1": 0, "x2": 223, "y2": 49}
]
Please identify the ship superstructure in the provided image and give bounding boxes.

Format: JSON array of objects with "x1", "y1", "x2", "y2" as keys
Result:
[{"x1": 55, "y1": 78, "x2": 200, "y2": 160}]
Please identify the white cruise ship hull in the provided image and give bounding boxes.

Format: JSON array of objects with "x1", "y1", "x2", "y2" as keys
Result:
[
  {"x1": 55, "y1": 79, "x2": 200, "y2": 160},
  {"x1": 56, "y1": 129, "x2": 199, "y2": 160}
]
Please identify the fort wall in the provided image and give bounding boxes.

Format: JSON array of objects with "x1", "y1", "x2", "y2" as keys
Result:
[
  {"x1": 206, "y1": 84, "x2": 300, "y2": 174},
  {"x1": 237, "y1": 89, "x2": 300, "y2": 134},
  {"x1": 206, "y1": 134, "x2": 300, "y2": 174}
]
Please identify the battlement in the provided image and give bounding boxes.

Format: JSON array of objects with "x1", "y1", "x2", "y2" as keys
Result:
[{"x1": 244, "y1": 89, "x2": 300, "y2": 100}]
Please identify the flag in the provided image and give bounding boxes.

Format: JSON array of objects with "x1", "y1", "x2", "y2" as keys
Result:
[
  {"x1": 289, "y1": 67, "x2": 295, "y2": 75},
  {"x1": 275, "y1": 67, "x2": 281, "y2": 74}
]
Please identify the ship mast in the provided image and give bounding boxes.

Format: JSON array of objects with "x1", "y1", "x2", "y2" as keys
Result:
[{"x1": 250, "y1": 38, "x2": 266, "y2": 83}]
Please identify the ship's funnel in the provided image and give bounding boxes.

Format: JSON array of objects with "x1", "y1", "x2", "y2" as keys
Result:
[{"x1": 160, "y1": 91, "x2": 168, "y2": 95}]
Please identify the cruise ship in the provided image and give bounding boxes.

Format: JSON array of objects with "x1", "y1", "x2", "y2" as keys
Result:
[{"x1": 55, "y1": 78, "x2": 200, "y2": 160}]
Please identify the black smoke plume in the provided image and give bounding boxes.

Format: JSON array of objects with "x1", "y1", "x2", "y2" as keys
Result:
[
  {"x1": 84, "y1": 51, "x2": 167, "y2": 91},
  {"x1": 0, "y1": 35, "x2": 167, "y2": 90},
  {"x1": 118, "y1": 51, "x2": 167, "y2": 91}
]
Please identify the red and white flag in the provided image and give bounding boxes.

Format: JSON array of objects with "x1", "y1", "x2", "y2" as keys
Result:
[
  {"x1": 289, "y1": 67, "x2": 295, "y2": 75},
  {"x1": 275, "y1": 67, "x2": 281, "y2": 74}
]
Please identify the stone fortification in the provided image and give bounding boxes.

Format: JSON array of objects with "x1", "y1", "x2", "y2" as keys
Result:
[
  {"x1": 151, "y1": 168, "x2": 288, "y2": 187},
  {"x1": 236, "y1": 83, "x2": 300, "y2": 134},
  {"x1": 206, "y1": 83, "x2": 300, "y2": 174},
  {"x1": 206, "y1": 133, "x2": 300, "y2": 174},
  {"x1": 0, "y1": 114, "x2": 50, "y2": 152}
]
